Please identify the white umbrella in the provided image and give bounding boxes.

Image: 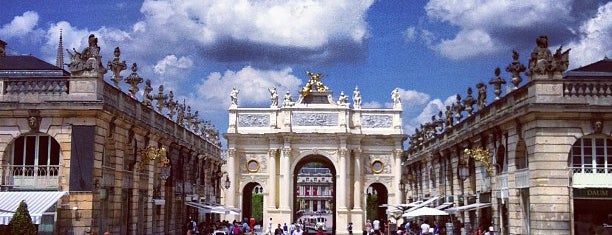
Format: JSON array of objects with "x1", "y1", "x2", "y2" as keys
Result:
[{"x1": 402, "y1": 207, "x2": 449, "y2": 217}]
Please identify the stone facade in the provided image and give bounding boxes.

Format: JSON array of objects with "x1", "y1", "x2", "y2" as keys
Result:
[
  {"x1": 225, "y1": 75, "x2": 407, "y2": 235},
  {"x1": 403, "y1": 38, "x2": 612, "y2": 235},
  {"x1": 0, "y1": 37, "x2": 223, "y2": 234}
]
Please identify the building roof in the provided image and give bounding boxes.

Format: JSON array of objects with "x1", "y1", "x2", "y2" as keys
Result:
[
  {"x1": 572, "y1": 57, "x2": 612, "y2": 72},
  {"x1": 564, "y1": 57, "x2": 612, "y2": 79},
  {"x1": 0, "y1": 55, "x2": 68, "y2": 76},
  {"x1": 0, "y1": 55, "x2": 64, "y2": 71}
]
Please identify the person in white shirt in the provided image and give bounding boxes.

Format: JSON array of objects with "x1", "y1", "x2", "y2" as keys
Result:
[
  {"x1": 373, "y1": 219, "x2": 381, "y2": 233},
  {"x1": 292, "y1": 225, "x2": 304, "y2": 235},
  {"x1": 484, "y1": 226, "x2": 496, "y2": 235},
  {"x1": 420, "y1": 220, "x2": 430, "y2": 235}
]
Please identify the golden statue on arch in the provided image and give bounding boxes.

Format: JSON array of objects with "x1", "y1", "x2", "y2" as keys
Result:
[{"x1": 301, "y1": 71, "x2": 329, "y2": 97}]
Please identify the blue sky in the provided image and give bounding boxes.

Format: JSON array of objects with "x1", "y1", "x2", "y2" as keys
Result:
[{"x1": 2, "y1": 0, "x2": 611, "y2": 148}]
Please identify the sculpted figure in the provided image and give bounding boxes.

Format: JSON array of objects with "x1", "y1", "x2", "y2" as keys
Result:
[
  {"x1": 528, "y1": 35, "x2": 553, "y2": 75},
  {"x1": 142, "y1": 80, "x2": 153, "y2": 108},
  {"x1": 283, "y1": 91, "x2": 294, "y2": 107},
  {"x1": 269, "y1": 87, "x2": 279, "y2": 107},
  {"x1": 230, "y1": 87, "x2": 239, "y2": 106},
  {"x1": 391, "y1": 88, "x2": 401, "y2": 108},
  {"x1": 337, "y1": 91, "x2": 349, "y2": 106},
  {"x1": 352, "y1": 86, "x2": 362, "y2": 109},
  {"x1": 476, "y1": 83, "x2": 487, "y2": 110}
]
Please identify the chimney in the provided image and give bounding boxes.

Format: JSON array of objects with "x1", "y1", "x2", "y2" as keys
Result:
[{"x1": 0, "y1": 40, "x2": 6, "y2": 56}]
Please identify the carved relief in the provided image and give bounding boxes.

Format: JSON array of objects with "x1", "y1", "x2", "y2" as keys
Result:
[
  {"x1": 238, "y1": 114, "x2": 270, "y2": 127},
  {"x1": 292, "y1": 113, "x2": 338, "y2": 126},
  {"x1": 361, "y1": 115, "x2": 393, "y2": 128}
]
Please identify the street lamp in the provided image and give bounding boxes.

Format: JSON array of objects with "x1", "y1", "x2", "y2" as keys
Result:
[
  {"x1": 224, "y1": 174, "x2": 231, "y2": 189},
  {"x1": 457, "y1": 161, "x2": 470, "y2": 233},
  {"x1": 458, "y1": 163, "x2": 470, "y2": 181},
  {"x1": 399, "y1": 180, "x2": 406, "y2": 203}
]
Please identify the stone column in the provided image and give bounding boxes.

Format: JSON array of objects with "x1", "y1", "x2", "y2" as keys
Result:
[
  {"x1": 227, "y1": 149, "x2": 237, "y2": 210},
  {"x1": 268, "y1": 149, "x2": 278, "y2": 209},
  {"x1": 353, "y1": 149, "x2": 362, "y2": 210},
  {"x1": 280, "y1": 148, "x2": 292, "y2": 210},
  {"x1": 394, "y1": 149, "x2": 403, "y2": 204},
  {"x1": 338, "y1": 148, "x2": 348, "y2": 210}
]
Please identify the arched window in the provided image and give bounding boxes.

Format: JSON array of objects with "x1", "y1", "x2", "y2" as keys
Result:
[
  {"x1": 570, "y1": 135, "x2": 612, "y2": 173},
  {"x1": 8, "y1": 135, "x2": 61, "y2": 188}
]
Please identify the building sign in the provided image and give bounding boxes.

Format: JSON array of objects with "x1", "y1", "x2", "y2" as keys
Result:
[{"x1": 573, "y1": 188, "x2": 612, "y2": 199}]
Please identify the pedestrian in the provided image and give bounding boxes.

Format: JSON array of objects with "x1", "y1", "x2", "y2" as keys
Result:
[
  {"x1": 420, "y1": 220, "x2": 430, "y2": 235},
  {"x1": 292, "y1": 225, "x2": 304, "y2": 235},
  {"x1": 269, "y1": 218, "x2": 274, "y2": 235},
  {"x1": 373, "y1": 219, "x2": 380, "y2": 233},
  {"x1": 275, "y1": 224, "x2": 284, "y2": 235},
  {"x1": 283, "y1": 223, "x2": 288, "y2": 235},
  {"x1": 365, "y1": 220, "x2": 373, "y2": 235}
]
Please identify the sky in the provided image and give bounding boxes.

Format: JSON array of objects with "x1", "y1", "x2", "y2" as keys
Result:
[{"x1": 2, "y1": 0, "x2": 611, "y2": 149}]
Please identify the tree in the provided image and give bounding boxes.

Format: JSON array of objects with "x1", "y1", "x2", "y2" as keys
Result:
[
  {"x1": 8, "y1": 200, "x2": 37, "y2": 235},
  {"x1": 252, "y1": 194, "x2": 263, "y2": 224}
]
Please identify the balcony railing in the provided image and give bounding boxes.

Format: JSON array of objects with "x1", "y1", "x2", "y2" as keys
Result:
[
  {"x1": 571, "y1": 167, "x2": 612, "y2": 188},
  {"x1": 1, "y1": 164, "x2": 60, "y2": 189},
  {"x1": 496, "y1": 173, "x2": 508, "y2": 189},
  {"x1": 515, "y1": 168, "x2": 530, "y2": 188}
]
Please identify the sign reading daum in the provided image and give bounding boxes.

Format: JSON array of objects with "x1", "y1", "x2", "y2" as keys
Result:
[{"x1": 573, "y1": 188, "x2": 612, "y2": 199}]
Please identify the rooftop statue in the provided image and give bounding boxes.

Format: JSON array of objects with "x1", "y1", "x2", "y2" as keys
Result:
[
  {"x1": 463, "y1": 87, "x2": 476, "y2": 116},
  {"x1": 337, "y1": 91, "x2": 349, "y2": 106},
  {"x1": 300, "y1": 71, "x2": 328, "y2": 97},
  {"x1": 476, "y1": 82, "x2": 487, "y2": 110},
  {"x1": 528, "y1": 35, "x2": 570, "y2": 78},
  {"x1": 67, "y1": 34, "x2": 107, "y2": 77},
  {"x1": 230, "y1": 87, "x2": 239, "y2": 106},
  {"x1": 269, "y1": 87, "x2": 279, "y2": 107},
  {"x1": 528, "y1": 35, "x2": 553, "y2": 76},
  {"x1": 283, "y1": 90, "x2": 295, "y2": 107},
  {"x1": 391, "y1": 88, "x2": 402, "y2": 109},
  {"x1": 352, "y1": 86, "x2": 362, "y2": 109}
]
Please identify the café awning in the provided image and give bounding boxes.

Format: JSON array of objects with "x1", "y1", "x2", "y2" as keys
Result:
[
  {"x1": 404, "y1": 196, "x2": 442, "y2": 213},
  {"x1": 444, "y1": 202, "x2": 491, "y2": 214},
  {"x1": 0, "y1": 191, "x2": 68, "y2": 225}
]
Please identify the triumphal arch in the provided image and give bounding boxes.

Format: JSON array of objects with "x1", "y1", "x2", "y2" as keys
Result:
[{"x1": 224, "y1": 73, "x2": 406, "y2": 234}]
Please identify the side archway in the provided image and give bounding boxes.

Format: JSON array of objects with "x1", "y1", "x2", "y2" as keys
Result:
[{"x1": 242, "y1": 182, "x2": 264, "y2": 226}]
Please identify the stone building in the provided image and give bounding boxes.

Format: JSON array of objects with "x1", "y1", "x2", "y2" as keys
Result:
[
  {"x1": 224, "y1": 72, "x2": 407, "y2": 235},
  {"x1": 403, "y1": 36, "x2": 612, "y2": 235},
  {"x1": 0, "y1": 35, "x2": 223, "y2": 234}
]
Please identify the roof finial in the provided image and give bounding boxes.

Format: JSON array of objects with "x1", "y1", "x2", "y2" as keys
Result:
[{"x1": 55, "y1": 29, "x2": 64, "y2": 69}]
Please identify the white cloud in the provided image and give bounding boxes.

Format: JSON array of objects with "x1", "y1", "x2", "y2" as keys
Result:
[
  {"x1": 192, "y1": 66, "x2": 303, "y2": 111},
  {"x1": 403, "y1": 27, "x2": 417, "y2": 42},
  {"x1": 422, "y1": 0, "x2": 582, "y2": 59},
  {"x1": 0, "y1": 11, "x2": 40, "y2": 38},
  {"x1": 425, "y1": 0, "x2": 570, "y2": 29},
  {"x1": 139, "y1": 0, "x2": 373, "y2": 48},
  {"x1": 362, "y1": 101, "x2": 383, "y2": 109},
  {"x1": 154, "y1": 55, "x2": 194, "y2": 75},
  {"x1": 566, "y1": 2, "x2": 612, "y2": 68},
  {"x1": 434, "y1": 29, "x2": 498, "y2": 60}
]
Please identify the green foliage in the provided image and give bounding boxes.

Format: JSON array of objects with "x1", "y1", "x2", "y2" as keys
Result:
[
  {"x1": 366, "y1": 194, "x2": 378, "y2": 222},
  {"x1": 252, "y1": 194, "x2": 263, "y2": 224},
  {"x1": 8, "y1": 200, "x2": 37, "y2": 235}
]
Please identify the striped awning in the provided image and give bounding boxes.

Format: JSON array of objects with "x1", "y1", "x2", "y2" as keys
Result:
[{"x1": 0, "y1": 191, "x2": 68, "y2": 225}]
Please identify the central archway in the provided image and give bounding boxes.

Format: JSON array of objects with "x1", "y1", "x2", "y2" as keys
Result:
[{"x1": 294, "y1": 155, "x2": 336, "y2": 234}]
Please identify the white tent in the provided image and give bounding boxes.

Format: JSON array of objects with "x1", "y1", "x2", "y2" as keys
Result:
[{"x1": 402, "y1": 207, "x2": 449, "y2": 218}]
